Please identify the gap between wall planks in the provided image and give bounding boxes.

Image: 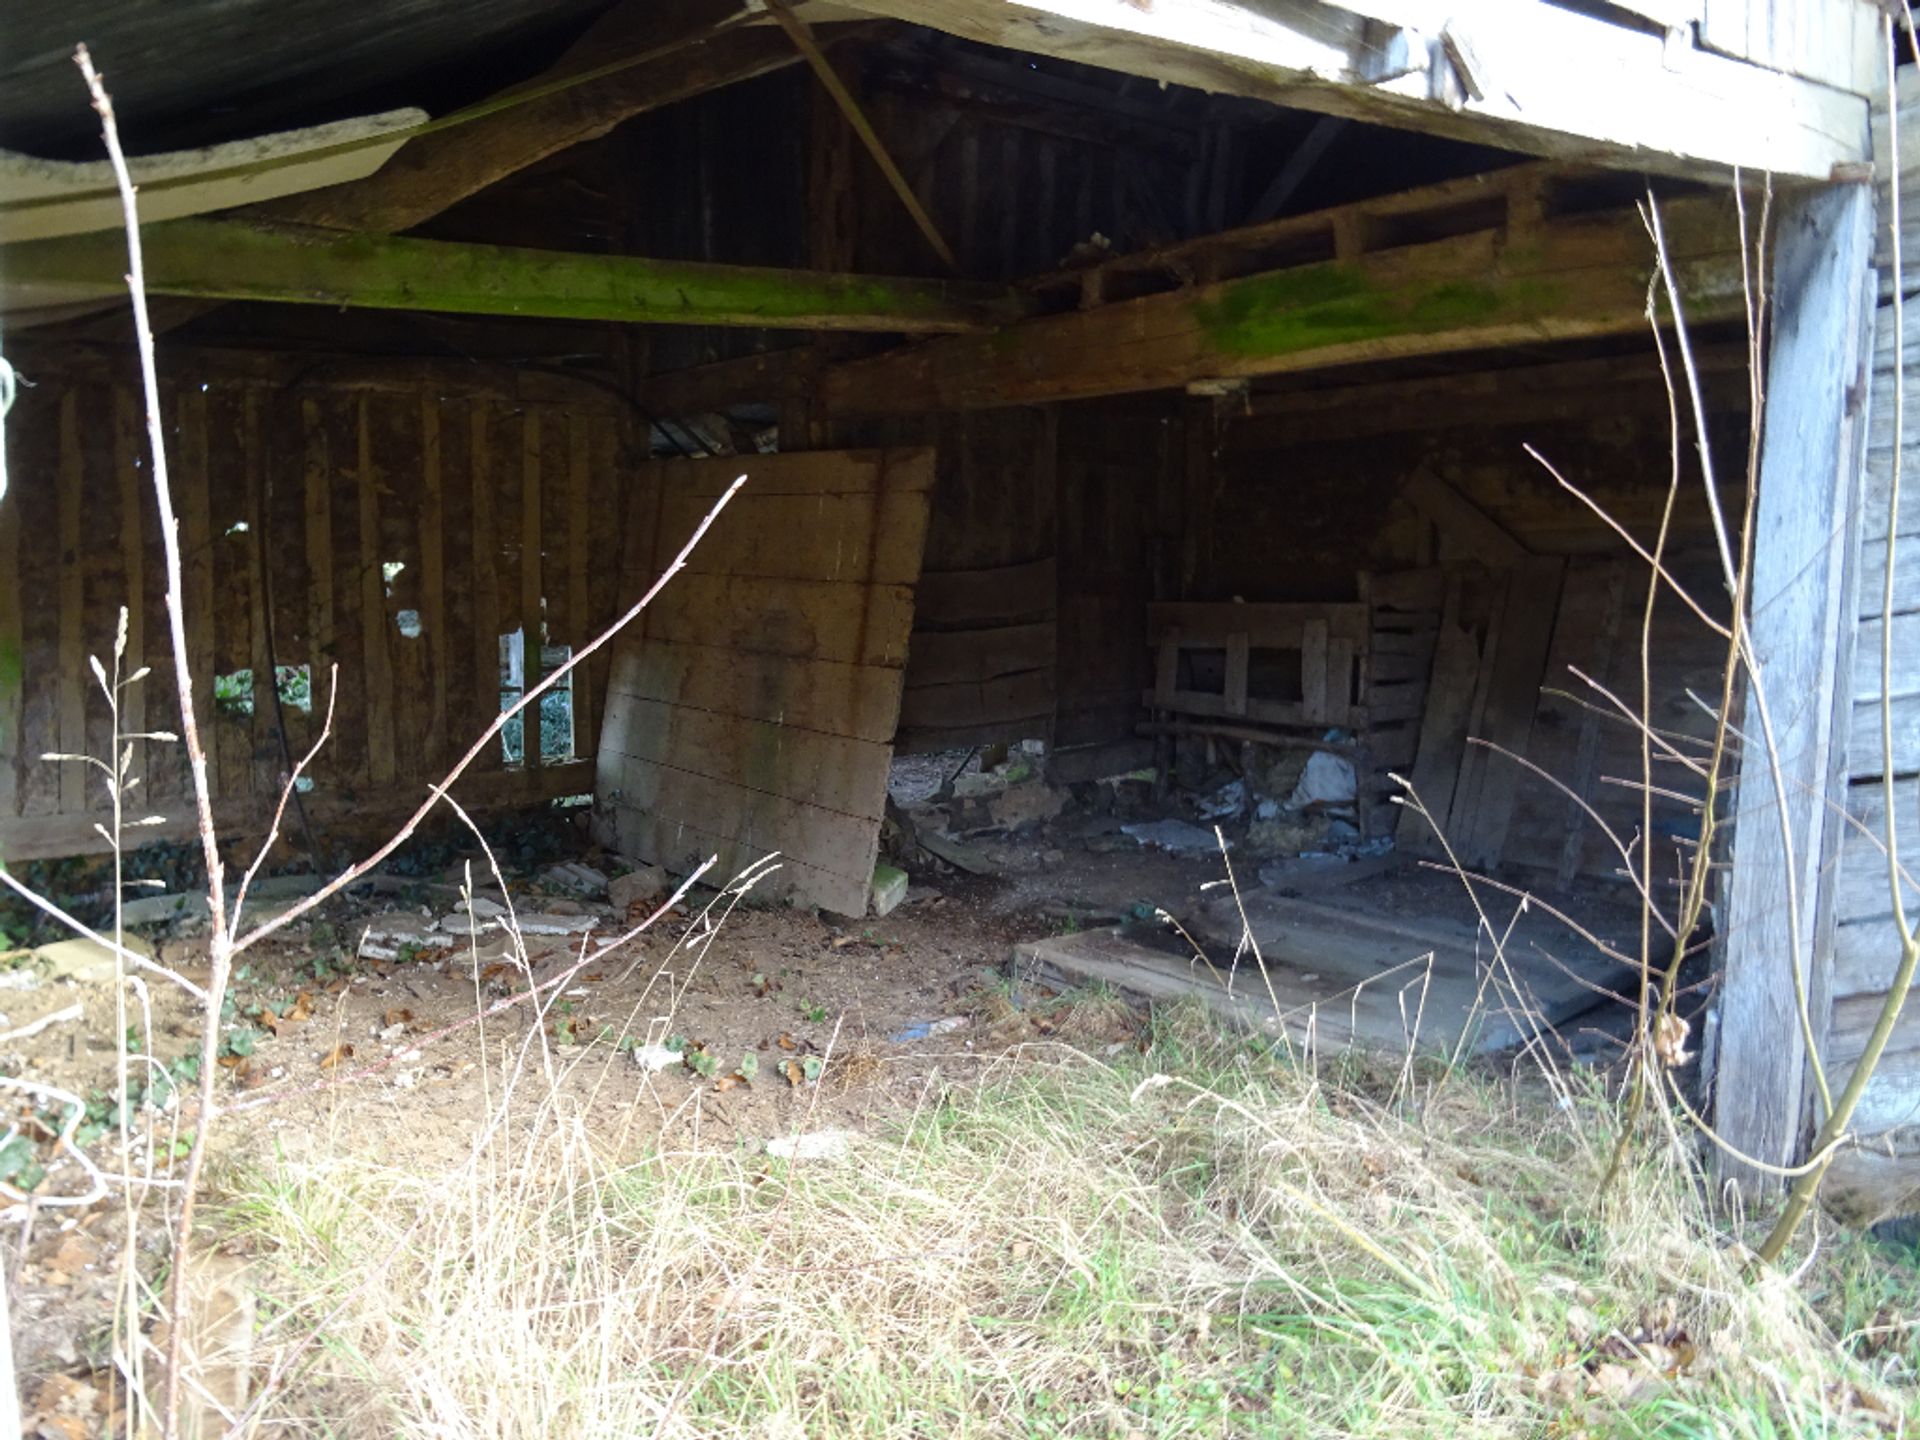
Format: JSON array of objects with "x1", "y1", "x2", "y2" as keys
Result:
[{"x1": 0, "y1": 344, "x2": 631, "y2": 863}]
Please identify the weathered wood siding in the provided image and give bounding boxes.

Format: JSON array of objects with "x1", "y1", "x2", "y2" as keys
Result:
[
  {"x1": 1822, "y1": 69, "x2": 1920, "y2": 1151},
  {"x1": 0, "y1": 345, "x2": 630, "y2": 862}
]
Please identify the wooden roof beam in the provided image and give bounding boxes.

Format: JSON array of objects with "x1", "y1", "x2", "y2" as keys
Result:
[
  {"x1": 825, "y1": 0, "x2": 1869, "y2": 182},
  {"x1": 1, "y1": 220, "x2": 1028, "y2": 333},
  {"x1": 245, "y1": 0, "x2": 861, "y2": 237},
  {"x1": 815, "y1": 176, "x2": 1752, "y2": 414}
]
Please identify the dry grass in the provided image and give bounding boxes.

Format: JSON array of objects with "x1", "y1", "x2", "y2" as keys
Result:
[{"x1": 211, "y1": 1002, "x2": 1915, "y2": 1438}]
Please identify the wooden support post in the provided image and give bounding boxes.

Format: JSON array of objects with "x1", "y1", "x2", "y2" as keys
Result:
[
  {"x1": 3, "y1": 221, "x2": 1023, "y2": 334},
  {"x1": 1716, "y1": 181, "x2": 1876, "y2": 1193}
]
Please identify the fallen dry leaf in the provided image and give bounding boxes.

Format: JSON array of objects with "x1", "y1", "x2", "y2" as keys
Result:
[
  {"x1": 776, "y1": 1032, "x2": 798, "y2": 1051},
  {"x1": 783, "y1": 1059, "x2": 804, "y2": 1087},
  {"x1": 382, "y1": 1008, "x2": 413, "y2": 1029},
  {"x1": 319, "y1": 1043, "x2": 354, "y2": 1069}
]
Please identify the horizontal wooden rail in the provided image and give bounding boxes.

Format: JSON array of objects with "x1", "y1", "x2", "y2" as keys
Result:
[{"x1": 2, "y1": 219, "x2": 1030, "y2": 334}]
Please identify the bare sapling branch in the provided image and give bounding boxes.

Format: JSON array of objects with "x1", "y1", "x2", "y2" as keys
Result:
[{"x1": 66, "y1": 45, "x2": 749, "y2": 1434}]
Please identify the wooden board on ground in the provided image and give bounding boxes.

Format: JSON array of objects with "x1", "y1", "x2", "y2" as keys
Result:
[
  {"x1": 1017, "y1": 863, "x2": 1641, "y2": 1059},
  {"x1": 593, "y1": 448, "x2": 935, "y2": 916}
]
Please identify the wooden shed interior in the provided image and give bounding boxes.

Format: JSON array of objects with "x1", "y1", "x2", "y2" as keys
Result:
[{"x1": 0, "y1": 0, "x2": 1907, "y2": 1196}]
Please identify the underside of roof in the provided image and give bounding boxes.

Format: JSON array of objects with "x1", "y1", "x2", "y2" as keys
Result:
[{"x1": 3, "y1": 0, "x2": 612, "y2": 158}]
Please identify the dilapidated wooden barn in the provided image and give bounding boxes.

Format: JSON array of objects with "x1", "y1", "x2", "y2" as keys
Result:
[{"x1": 0, "y1": 0, "x2": 1911, "y2": 1204}]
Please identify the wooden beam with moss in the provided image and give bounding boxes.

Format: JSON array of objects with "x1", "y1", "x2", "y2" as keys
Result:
[
  {"x1": 1, "y1": 219, "x2": 1027, "y2": 334},
  {"x1": 816, "y1": 187, "x2": 1750, "y2": 414}
]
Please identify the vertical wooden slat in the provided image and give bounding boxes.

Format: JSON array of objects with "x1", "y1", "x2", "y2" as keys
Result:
[
  {"x1": 56, "y1": 393, "x2": 88, "y2": 814},
  {"x1": 114, "y1": 387, "x2": 147, "y2": 803},
  {"x1": 420, "y1": 396, "x2": 449, "y2": 774},
  {"x1": 302, "y1": 396, "x2": 334, "y2": 723},
  {"x1": 1325, "y1": 637, "x2": 1355, "y2": 728},
  {"x1": 567, "y1": 415, "x2": 592, "y2": 762},
  {"x1": 1717, "y1": 183, "x2": 1876, "y2": 1191},
  {"x1": 1300, "y1": 617, "x2": 1329, "y2": 721},
  {"x1": 178, "y1": 387, "x2": 219, "y2": 799},
  {"x1": 242, "y1": 389, "x2": 275, "y2": 798},
  {"x1": 358, "y1": 394, "x2": 397, "y2": 787},
  {"x1": 0, "y1": 414, "x2": 21, "y2": 823},
  {"x1": 1222, "y1": 631, "x2": 1249, "y2": 717},
  {"x1": 207, "y1": 388, "x2": 252, "y2": 802},
  {"x1": 521, "y1": 408, "x2": 545, "y2": 772},
  {"x1": 471, "y1": 402, "x2": 502, "y2": 773},
  {"x1": 1152, "y1": 633, "x2": 1178, "y2": 706}
]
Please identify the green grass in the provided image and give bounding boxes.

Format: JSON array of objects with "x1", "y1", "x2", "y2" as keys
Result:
[{"x1": 208, "y1": 1010, "x2": 1915, "y2": 1438}]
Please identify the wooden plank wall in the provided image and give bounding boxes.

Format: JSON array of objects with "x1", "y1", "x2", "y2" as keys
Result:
[
  {"x1": 896, "y1": 409, "x2": 1059, "y2": 753},
  {"x1": 0, "y1": 345, "x2": 630, "y2": 863},
  {"x1": 595, "y1": 448, "x2": 934, "y2": 915},
  {"x1": 1055, "y1": 398, "x2": 1182, "y2": 764},
  {"x1": 1823, "y1": 70, "x2": 1920, "y2": 1148}
]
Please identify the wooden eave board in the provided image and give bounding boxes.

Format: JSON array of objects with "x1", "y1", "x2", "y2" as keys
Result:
[
  {"x1": 594, "y1": 448, "x2": 935, "y2": 915},
  {"x1": 830, "y1": 0, "x2": 1868, "y2": 181},
  {"x1": 0, "y1": 108, "x2": 422, "y2": 243}
]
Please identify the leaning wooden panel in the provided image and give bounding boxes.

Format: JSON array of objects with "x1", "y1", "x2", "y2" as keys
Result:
[{"x1": 595, "y1": 447, "x2": 934, "y2": 914}]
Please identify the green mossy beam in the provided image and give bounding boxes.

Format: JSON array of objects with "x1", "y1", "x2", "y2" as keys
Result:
[
  {"x1": 1, "y1": 219, "x2": 1028, "y2": 334},
  {"x1": 817, "y1": 192, "x2": 1751, "y2": 415}
]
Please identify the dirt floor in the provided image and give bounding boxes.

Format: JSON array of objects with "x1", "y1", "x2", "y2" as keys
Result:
[
  {"x1": 0, "y1": 758, "x2": 1666, "y2": 1434},
  {"x1": 0, "y1": 846, "x2": 1192, "y2": 1419}
]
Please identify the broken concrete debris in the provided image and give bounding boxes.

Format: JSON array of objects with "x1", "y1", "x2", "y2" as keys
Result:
[
  {"x1": 1121, "y1": 819, "x2": 1225, "y2": 855},
  {"x1": 889, "y1": 1015, "x2": 967, "y2": 1042},
  {"x1": 33, "y1": 935, "x2": 156, "y2": 985},
  {"x1": 870, "y1": 864, "x2": 910, "y2": 917},
  {"x1": 608, "y1": 864, "x2": 669, "y2": 914},
  {"x1": 541, "y1": 861, "x2": 610, "y2": 898},
  {"x1": 357, "y1": 911, "x2": 442, "y2": 961},
  {"x1": 766, "y1": 1130, "x2": 857, "y2": 1162}
]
